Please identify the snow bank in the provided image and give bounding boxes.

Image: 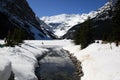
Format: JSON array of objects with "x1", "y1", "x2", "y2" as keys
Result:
[
  {"x1": 63, "y1": 41, "x2": 80, "y2": 54},
  {"x1": 0, "y1": 56, "x2": 11, "y2": 80},
  {"x1": 0, "y1": 40, "x2": 70, "y2": 80},
  {"x1": 64, "y1": 42, "x2": 120, "y2": 80},
  {"x1": 0, "y1": 40, "x2": 48, "y2": 80},
  {"x1": 1, "y1": 40, "x2": 119, "y2": 80}
]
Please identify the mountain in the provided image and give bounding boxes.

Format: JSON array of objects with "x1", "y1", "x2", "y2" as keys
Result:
[
  {"x1": 0, "y1": 0, "x2": 54, "y2": 40},
  {"x1": 41, "y1": 2, "x2": 112, "y2": 38},
  {"x1": 62, "y1": 1, "x2": 114, "y2": 39},
  {"x1": 41, "y1": 12, "x2": 97, "y2": 38},
  {"x1": 36, "y1": 17, "x2": 58, "y2": 39}
]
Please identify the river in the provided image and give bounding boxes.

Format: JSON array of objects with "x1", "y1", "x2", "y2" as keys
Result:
[{"x1": 35, "y1": 47, "x2": 80, "y2": 80}]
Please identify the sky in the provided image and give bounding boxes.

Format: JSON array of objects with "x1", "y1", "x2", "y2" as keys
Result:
[{"x1": 27, "y1": 0, "x2": 108, "y2": 18}]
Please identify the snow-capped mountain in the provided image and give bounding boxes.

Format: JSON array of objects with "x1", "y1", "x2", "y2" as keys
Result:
[
  {"x1": 36, "y1": 17, "x2": 57, "y2": 39},
  {"x1": 0, "y1": 0, "x2": 54, "y2": 40},
  {"x1": 41, "y1": 2, "x2": 111, "y2": 38},
  {"x1": 41, "y1": 12, "x2": 97, "y2": 38},
  {"x1": 62, "y1": 1, "x2": 115, "y2": 39}
]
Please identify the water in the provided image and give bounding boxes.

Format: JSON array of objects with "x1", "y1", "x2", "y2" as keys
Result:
[{"x1": 35, "y1": 48, "x2": 76, "y2": 80}]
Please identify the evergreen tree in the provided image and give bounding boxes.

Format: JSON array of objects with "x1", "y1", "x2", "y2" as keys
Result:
[
  {"x1": 106, "y1": 0, "x2": 120, "y2": 43},
  {"x1": 112, "y1": 0, "x2": 120, "y2": 41},
  {"x1": 74, "y1": 18, "x2": 94, "y2": 49},
  {"x1": 5, "y1": 28, "x2": 25, "y2": 47}
]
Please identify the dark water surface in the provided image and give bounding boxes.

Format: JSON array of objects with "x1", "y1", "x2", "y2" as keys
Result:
[{"x1": 35, "y1": 48, "x2": 76, "y2": 80}]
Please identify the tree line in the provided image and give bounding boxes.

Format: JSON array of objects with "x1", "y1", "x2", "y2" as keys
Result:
[
  {"x1": 5, "y1": 28, "x2": 26, "y2": 47},
  {"x1": 73, "y1": 0, "x2": 120, "y2": 49}
]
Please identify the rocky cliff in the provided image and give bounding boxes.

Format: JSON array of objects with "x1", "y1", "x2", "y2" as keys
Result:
[{"x1": 0, "y1": 0, "x2": 54, "y2": 39}]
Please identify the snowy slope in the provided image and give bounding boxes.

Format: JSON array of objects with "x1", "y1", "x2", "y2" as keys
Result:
[
  {"x1": 36, "y1": 17, "x2": 57, "y2": 39},
  {"x1": 0, "y1": 40, "x2": 120, "y2": 80},
  {"x1": 0, "y1": 40, "x2": 48, "y2": 80},
  {"x1": 0, "y1": 0, "x2": 53, "y2": 40},
  {"x1": 0, "y1": 40, "x2": 71, "y2": 80},
  {"x1": 41, "y1": 2, "x2": 111, "y2": 38},
  {"x1": 0, "y1": 56, "x2": 11, "y2": 80},
  {"x1": 62, "y1": 2, "x2": 113, "y2": 39},
  {"x1": 41, "y1": 12, "x2": 97, "y2": 38},
  {"x1": 64, "y1": 41, "x2": 120, "y2": 80}
]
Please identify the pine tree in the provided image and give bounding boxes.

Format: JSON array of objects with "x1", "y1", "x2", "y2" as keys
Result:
[
  {"x1": 5, "y1": 28, "x2": 25, "y2": 47},
  {"x1": 74, "y1": 18, "x2": 94, "y2": 49},
  {"x1": 112, "y1": 0, "x2": 120, "y2": 41},
  {"x1": 107, "y1": 0, "x2": 120, "y2": 43}
]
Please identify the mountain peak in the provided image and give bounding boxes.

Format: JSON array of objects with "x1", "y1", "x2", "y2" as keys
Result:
[
  {"x1": 41, "y1": 1, "x2": 111, "y2": 38},
  {"x1": 41, "y1": 11, "x2": 100, "y2": 37}
]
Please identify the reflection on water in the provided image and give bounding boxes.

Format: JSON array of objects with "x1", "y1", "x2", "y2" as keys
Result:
[{"x1": 36, "y1": 48, "x2": 76, "y2": 80}]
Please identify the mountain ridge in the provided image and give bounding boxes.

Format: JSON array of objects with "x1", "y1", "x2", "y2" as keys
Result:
[
  {"x1": 0, "y1": 0, "x2": 55, "y2": 40},
  {"x1": 62, "y1": 0, "x2": 117, "y2": 39},
  {"x1": 41, "y1": 2, "x2": 111, "y2": 38}
]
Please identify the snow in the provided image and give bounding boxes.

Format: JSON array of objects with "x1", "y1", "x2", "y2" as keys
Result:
[
  {"x1": 0, "y1": 40, "x2": 48, "y2": 80},
  {"x1": 41, "y1": 13, "x2": 95, "y2": 37},
  {"x1": 30, "y1": 25, "x2": 44, "y2": 39},
  {"x1": 27, "y1": 22, "x2": 51, "y2": 40},
  {"x1": 0, "y1": 40, "x2": 120, "y2": 80},
  {"x1": 24, "y1": 40, "x2": 71, "y2": 47},
  {"x1": 0, "y1": 4, "x2": 51, "y2": 40},
  {"x1": 64, "y1": 41, "x2": 120, "y2": 80},
  {"x1": 0, "y1": 40, "x2": 70, "y2": 80},
  {"x1": 41, "y1": 2, "x2": 111, "y2": 38},
  {"x1": 0, "y1": 56, "x2": 11, "y2": 80}
]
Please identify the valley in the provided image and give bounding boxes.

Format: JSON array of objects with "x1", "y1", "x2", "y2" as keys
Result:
[{"x1": 0, "y1": 0, "x2": 120, "y2": 80}]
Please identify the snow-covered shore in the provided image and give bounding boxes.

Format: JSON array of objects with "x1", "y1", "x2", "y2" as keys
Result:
[
  {"x1": 0, "y1": 40, "x2": 71, "y2": 80},
  {"x1": 0, "y1": 56, "x2": 11, "y2": 80},
  {"x1": 0, "y1": 40, "x2": 49, "y2": 80},
  {"x1": 0, "y1": 40, "x2": 120, "y2": 80},
  {"x1": 64, "y1": 41, "x2": 120, "y2": 80}
]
